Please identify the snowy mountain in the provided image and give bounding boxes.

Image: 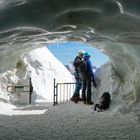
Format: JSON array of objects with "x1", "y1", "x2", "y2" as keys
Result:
[{"x1": 0, "y1": 47, "x2": 75, "y2": 107}]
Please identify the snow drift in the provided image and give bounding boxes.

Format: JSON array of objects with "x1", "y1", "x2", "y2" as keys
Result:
[{"x1": 0, "y1": 47, "x2": 74, "y2": 105}]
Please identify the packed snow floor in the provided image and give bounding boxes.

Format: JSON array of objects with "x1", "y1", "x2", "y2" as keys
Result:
[{"x1": 0, "y1": 101, "x2": 140, "y2": 140}]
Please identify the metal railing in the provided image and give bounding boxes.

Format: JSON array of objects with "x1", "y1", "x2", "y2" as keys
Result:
[
  {"x1": 53, "y1": 79, "x2": 75, "y2": 106},
  {"x1": 6, "y1": 78, "x2": 33, "y2": 104}
]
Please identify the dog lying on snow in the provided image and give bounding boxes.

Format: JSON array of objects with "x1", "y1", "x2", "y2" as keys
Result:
[{"x1": 93, "y1": 92, "x2": 111, "y2": 112}]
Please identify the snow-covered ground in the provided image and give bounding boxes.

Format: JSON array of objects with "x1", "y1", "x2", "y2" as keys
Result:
[{"x1": 0, "y1": 102, "x2": 140, "y2": 140}]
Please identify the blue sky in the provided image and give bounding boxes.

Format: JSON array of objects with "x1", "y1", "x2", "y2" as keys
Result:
[{"x1": 47, "y1": 41, "x2": 109, "y2": 68}]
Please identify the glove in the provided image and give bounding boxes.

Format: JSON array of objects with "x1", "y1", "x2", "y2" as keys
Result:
[{"x1": 92, "y1": 80, "x2": 97, "y2": 88}]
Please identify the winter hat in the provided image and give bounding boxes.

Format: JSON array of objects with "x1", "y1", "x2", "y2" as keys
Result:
[
  {"x1": 84, "y1": 52, "x2": 91, "y2": 57},
  {"x1": 78, "y1": 50, "x2": 85, "y2": 55}
]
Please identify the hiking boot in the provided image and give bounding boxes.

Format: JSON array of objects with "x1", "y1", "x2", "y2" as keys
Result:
[
  {"x1": 74, "y1": 99, "x2": 78, "y2": 104},
  {"x1": 73, "y1": 97, "x2": 79, "y2": 103},
  {"x1": 77, "y1": 97, "x2": 83, "y2": 101},
  {"x1": 70, "y1": 97, "x2": 75, "y2": 101},
  {"x1": 87, "y1": 101, "x2": 94, "y2": 105},
  {"x1": 71, "y1": 96, "x2": 78, "y2": 103}
]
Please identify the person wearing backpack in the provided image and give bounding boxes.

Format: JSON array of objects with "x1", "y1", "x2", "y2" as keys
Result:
[
  {"x1": 81, "y1": 52, "x2": 97, "y2": 105},
  {"x1": 71, "y1": 50, "x2": 85, "y2": 103}
]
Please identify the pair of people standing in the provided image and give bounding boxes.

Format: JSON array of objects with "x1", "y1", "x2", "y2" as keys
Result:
[{"x1": 71, "y1": 50, "x2": 97, "y2": 105}]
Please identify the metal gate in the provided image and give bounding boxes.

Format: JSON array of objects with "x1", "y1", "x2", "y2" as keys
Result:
[
  {"x1": 53, "y1": 79, "x2": 75, "y2": 106},
  {"x1": 6, "y1": 77, "x2": 33, "y2": 104}
]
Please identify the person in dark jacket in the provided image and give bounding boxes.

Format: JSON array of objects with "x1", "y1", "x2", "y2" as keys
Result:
[
  {"x1": 71, "y1": 50, "x2": 85, "y2": 103},
  {"x1": 82, "y1": 52, "x2": 97, "y2": 105}
]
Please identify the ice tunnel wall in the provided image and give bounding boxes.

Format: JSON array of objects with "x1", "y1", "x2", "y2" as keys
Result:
[{"x1": 0, "y1": 0, "x2": 140, "y2": 31}]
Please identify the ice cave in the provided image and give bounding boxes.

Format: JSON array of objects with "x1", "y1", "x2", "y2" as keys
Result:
[
  {"x1": 0, "y1": 0, "x2": 140, "y2": 139},
  {"x1": 0, "y1": 0, "x2": 140, "y2": 106}
]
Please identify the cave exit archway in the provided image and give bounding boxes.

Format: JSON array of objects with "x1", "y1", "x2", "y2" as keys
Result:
[{"x1": 47, "y1": 41, "x2": 109, "y2": 69}]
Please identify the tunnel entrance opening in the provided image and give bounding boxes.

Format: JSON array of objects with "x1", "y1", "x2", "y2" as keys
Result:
[{"x1": 47, "y1": 41, "x2": 109, "y2": 70}]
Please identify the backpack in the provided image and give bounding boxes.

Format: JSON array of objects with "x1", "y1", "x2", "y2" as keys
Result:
[{"x1": 94, "y1": 92, "x2": 111, "y2": 111}]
